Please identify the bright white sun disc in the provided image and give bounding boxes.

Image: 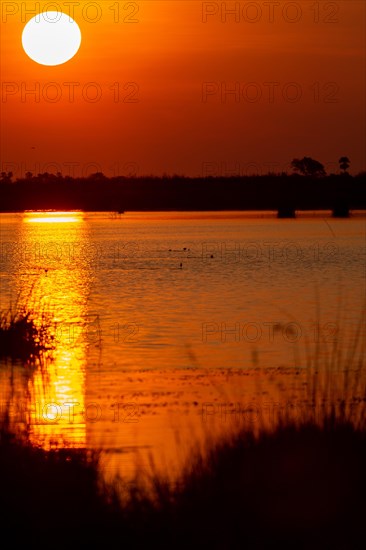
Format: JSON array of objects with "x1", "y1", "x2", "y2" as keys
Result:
[{"x1": 22, "y1": 12, "x2": 81, "y2": 66}]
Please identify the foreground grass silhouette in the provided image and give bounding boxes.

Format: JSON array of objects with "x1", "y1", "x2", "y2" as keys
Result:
[
  {"x1": 1, "y1": 404, "x2": 365, "y2": 548},
  {"x1": 0, "y1": 297, "x2": 54, "y2": 363},
  {"x1": 1, "y1": 299, "x2": 365, "y2": 547}
]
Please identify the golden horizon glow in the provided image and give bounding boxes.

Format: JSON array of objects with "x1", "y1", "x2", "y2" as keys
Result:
[{"x1": 24, "y1": 212, "x2": 84, "y2": 223}]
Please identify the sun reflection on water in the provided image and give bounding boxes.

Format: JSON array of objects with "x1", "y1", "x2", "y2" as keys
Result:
[
  {"x1": 4, "y1": 211, "x2": 90, "y2": 449},
  {"x1": 23, "y1": 211, "x2": 83, "y2": 224}
]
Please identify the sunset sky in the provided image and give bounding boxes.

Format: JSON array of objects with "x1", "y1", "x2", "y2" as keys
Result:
[{"x1": 0, "y1": 0, "x2": 365, "y2": 177}]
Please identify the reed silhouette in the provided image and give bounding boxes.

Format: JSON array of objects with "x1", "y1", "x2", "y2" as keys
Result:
[
  {"x1": 1, "y1": 319, "x2": 365, "y2": 548},
  {"x1": 0, "y1": 294, "x2": 55, "y2": 364}
]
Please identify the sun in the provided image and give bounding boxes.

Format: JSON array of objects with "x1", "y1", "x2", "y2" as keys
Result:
[{"x1": 22, "y1": 12, "x2": 82, "y2": 66}]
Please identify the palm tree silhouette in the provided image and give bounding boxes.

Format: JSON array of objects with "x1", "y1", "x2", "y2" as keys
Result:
[{"x1": 339, "y1": 157, "x2": 350, "y2": 174}]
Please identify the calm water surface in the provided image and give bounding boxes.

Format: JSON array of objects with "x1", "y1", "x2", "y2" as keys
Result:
[{"x1": 0, "y1": 211, "x2": 365, "y2": 479}]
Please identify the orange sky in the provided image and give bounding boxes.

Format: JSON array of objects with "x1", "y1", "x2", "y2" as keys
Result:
[{"x1": 0, "y1": 1, "x2": 365, "y2": 177}]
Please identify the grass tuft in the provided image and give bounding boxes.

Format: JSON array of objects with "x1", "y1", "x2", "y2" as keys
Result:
[{"x1": 0, "y1": 301, "x2": 54, "y2": 363}]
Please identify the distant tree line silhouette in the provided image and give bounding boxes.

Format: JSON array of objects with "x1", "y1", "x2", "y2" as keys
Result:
[
  {"x1": 290, "y1": 157, "x2": 352, "y2": 177},
  {"x1": 0, "y1": 157, "x2": 365, "y2": 213}
]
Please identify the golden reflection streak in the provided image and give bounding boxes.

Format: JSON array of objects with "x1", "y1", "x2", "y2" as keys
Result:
[
  {"x1": 9, "y1": 211, "x2": 90, "y2": 449},
  {"x1": 24, "y1": 212, "x2": 83, "y2": 224}
]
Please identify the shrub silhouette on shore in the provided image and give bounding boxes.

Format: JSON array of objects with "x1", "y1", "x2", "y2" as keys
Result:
[{"x1": 291, "y1": 157, "x2": 326, "y2": 177}]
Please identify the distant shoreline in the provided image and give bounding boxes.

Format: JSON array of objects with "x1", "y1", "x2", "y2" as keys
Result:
[
  {"x1": 1, "y1": 174, "x2": 365, "y2": 213},
  {"x1": 1, "y1": 210, "x2": 366, "y2": 219}
]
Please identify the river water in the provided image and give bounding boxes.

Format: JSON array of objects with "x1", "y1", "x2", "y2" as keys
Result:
[{"x1": 0, "y1": 211, "x2": 365, "y2": 479}]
